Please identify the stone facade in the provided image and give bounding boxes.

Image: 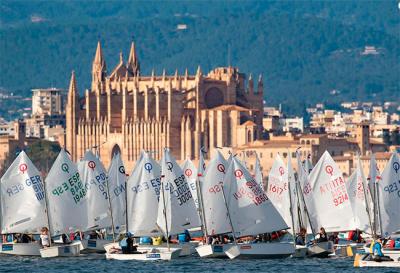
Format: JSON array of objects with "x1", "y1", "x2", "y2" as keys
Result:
[{"x1": 66, "y1": 41, "x2": 263, "y2": 170}]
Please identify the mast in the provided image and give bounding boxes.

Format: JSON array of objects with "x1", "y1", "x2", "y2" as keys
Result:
[
  {"x1": 106, "y1": 175, "x2": 116, "y2": 242},
  {"x1": 296, "y1": 151, "x2": 316, "y2": 239},
  {"x1": 160, "y1": 171, "x2": 170, "y2": 251},
  {"x1": 42, "y1": 176, "x2": 52, "y2": 247},
  {"x1": 374, "y1": 177, "x2": 383, "y2": 237},
  {"x1": 125, "y1": 172, "x2": 129, "y2": 234},
  {"x1": 287, "y1": 160, "x2": 297, "y2": 248},
  {"x1": 196, "y1": 149, "x2": 208, "y2": 242},
  {"x1": 220, "y1": 184, "x2": 237, "y2": 244},
  {"x1": 357, "y1": 155, "x2": 374, "y2": 236}
]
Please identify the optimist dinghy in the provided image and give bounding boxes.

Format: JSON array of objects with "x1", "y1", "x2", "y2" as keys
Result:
[
  {"x1": 354, "y1": 253, "x2": 400, "y2": 268},
  {"x1": 40, "y1": 149, "x2": 87, "y2": 258},
  {"x1": 222, "y1": 157, "x2": 295, "y2": 259},
  {"x1": 0, "y1": 151, "x2": 47, "y2": 256}
]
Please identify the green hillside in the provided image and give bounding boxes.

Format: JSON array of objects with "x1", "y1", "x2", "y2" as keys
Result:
[{"x1": 0, "y1": 0, "x2": 399, "y2": 116}]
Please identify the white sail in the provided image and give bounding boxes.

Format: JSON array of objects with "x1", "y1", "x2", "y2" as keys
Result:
[
  {"x1": 157, "y1": 149, "x2": 200, "y2": 236},
  {"x1": 287, "y1": 157, "x2": 301, "y2": 234},
  {"x1": 346, "y1": 157, "x2": 372, "y2": 233},
  {"x1": 201, "y1": 151, "x2": 231, "y2": 235},
  {"x1": 181, "y1": 159, "x2": 200, "y2": 211},
  {"x1": 1, "y1": 151, "x2": 47, "y2": 234},
  {"x1": 78, "y1": 150, "x2": 111, "y2": 231},
  {"x1": 377, "y1": 152, "x2": 400, "y2": 236},
  {"x1": 303, "y1": 151, "x2": 356, "y2": 233},
  {"x1": 368, "y1": 154, "x2": 380, "y2": 232},
  {"x1": 45, "y1": 149, "x2": 88, "y2": 236},
  {"x1": 266, "y1": 154, "x2": 291, "y2": 228},
  {"x1": 296, "y1": 152, "x2": 310, "y2": 232},
  {"x1": 107, "y1": 152, "x2": 127, "y2": 232},
  {"x1": 128, "y1": 151, "x2": 161, "y2": 236},
  {"x1": 254, "y1": 153, "x2": 264, "y2": 189},
  {"x1": 224, "y1": 157, "x2": 288, "y2": 237}
]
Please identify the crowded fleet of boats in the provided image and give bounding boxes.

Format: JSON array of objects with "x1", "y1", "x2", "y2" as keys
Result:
[{"x1": 0, "y1": 147, "x2": 399, "y2": 267}]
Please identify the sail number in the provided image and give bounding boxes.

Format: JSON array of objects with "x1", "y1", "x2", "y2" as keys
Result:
[
  {"x1": 333, "y1": 193, "x2": 349, "y2": 207},
  {"x1": 5, "y1": 175, "x2": 45, "y2": 201},
  {"x1": 384, "y1": 180, "x2": 400, "y2": 197},
  {"x1": 52, "y1": 172, "x2": 87, "y2": 204}
]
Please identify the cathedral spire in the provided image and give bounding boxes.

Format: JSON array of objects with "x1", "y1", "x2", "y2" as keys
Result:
[
  {"x1": 94, "y1": 41, "x2": 105, "y2": 65},
  {"x1": 127, "y1": 40, "x2": 140, "y2": 76},
  {"x1": 68, "y1": 70, "x2": 78, "y2": 96},
  {"x1": 257, "y1": 74, "x2": 263, "y2": 94},
  {"x1": 92, "y1": 41, "x2": 107, "y2": 91}
]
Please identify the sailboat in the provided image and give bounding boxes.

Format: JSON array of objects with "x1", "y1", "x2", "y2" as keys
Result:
[
  {"x1": 222, "y1": 156, "x2": 295, "y2": 259},
  {"x1": 78, "y1": 150, "x2": 114, "y2": 252},
  {"x1": 334, "y1": 156, "x2": 373, "y2": 256},
  {"x1": 40, "y1": 149, "x2": 84, "y2": 257},
  {"x1": 0, "y1": 151, "x2": 46, "y2": 256},
  {"x1": 355, "y1": 152, "x2": 400, "y2": 268},
  {"x1": 156, "y1": 148, "x2": 200, "y2": 257},
  {"x1": 105, "y1": 150, "x2": 181, "y2": 261},
  {"x1": 195, "y1": 151, "x2": 232, "y2": 258},
  {"x1": 302, "y1": 151, "x2": 356, "y2": 257},
  {"x1": 374, "y1": 152, "x2": 400, "y2": 261}
]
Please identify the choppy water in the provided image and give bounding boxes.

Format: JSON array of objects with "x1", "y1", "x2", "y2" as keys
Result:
[{"x1": 0, "y1": 254, "x2": 398, "y2": 273}]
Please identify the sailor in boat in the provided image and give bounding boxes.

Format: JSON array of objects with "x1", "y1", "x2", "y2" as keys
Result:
[
  {"x1": 178, "y1": 230, "x2": 191, "y2": 244},
  {"x1": 369, "y1": 238, "x2": 394, "y2": 262},
  {"x1": 347, "y1": 229, "x2": 364, "y2": 243},
  {"x1": 295, "y1": 227, "x2": 307, "y2": 246},
  {"x1": 328, "y1": 232, "x2": 339, "y2": 244},
  {"x1": 316, "y1": 227, "x2": 328, "y2": 243},
  {"x1": 40, "y1": 227, "x2": 50, "y2": 248}
]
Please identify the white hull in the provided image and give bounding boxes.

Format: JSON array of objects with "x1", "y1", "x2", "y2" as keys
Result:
[
  {"x1": 196, "y1": 244, "x2": 230, "y2": 258},
  {"x1": 154, "y1": 242, "x2": 198, "y2": 256},
  {"x1": 225, "y1": 242, "x2": 295, "y2": 259},
  {"x1": 0, "y1": 243, "x2": 41, "y2": 256},
  {"x1": 307, "y1": 241, "x2": 334, "y2": 258},
  {"x1": 354, "y1": 253, "x2": 400, "y2": 268},
  {"x1": 104, "y1": 242, "x2": 182, "y2": 261},
  {"x1": 292, "y1": 245, "x2": 308, "y2": 258},
  {"x1": 81, "y1": 239, "x2": 112, "y2": 253},
  {"x1": 363, "y1": 245, "x2": 400, "y2": 261},
  {"x1": 40, "y1": 242, "x2": 81, "y2": 258},
  {"x1": 106, "y1": 248, "x2": 181, "y2": 261}
]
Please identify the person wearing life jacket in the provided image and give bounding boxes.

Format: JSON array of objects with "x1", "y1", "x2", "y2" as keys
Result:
[
  {"x1": 372, "y1": 238, "x2": 393, "y2": 262},
  {"x1": 178, "y1": 230, "x2": 191, "y2": 243},
  {"x1": 295, "y1": 227, "x2": 306, "y2": 246},
  {"x1": 40, "y1": 227, "x2": 50, "y2": 248},
  {"x1": 316, "y1": 227, "x2": 328, "y2": 243}
]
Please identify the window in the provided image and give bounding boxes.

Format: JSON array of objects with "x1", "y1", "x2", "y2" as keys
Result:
[{"x1": 283, "y1": 152, "x2": 287, "y2": 158}]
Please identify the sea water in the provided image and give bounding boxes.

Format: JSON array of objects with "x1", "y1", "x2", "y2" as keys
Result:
[{"x1": 0, "y1": 255, "x2": 398, "y2": 273}]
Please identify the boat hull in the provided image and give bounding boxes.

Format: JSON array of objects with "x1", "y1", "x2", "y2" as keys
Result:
[
  {"x1": 39, "y1": 242, "x2": 81, "y2": 258},
  {"x1": 0, "y1": 243, "x2": 41, "y2": 256},
  {"x1": 354, "y1": 253, "x2": 400, "y2": 268},
  {"x1": 81, "y1": 239, "x2": 112, "y2": 253},
  {"x1": 195, "y1": 244, "x2": 229, "y2": 258},
  {"x1": 105, "y1": 248, "x2": 181, "y2": 261},
  {"x1": 307, "y1": 241, "x2": 334, "y2": 258},
  {"x1": 292, "y1": 245, "x2": 308, "y2": 258},
  {"x1": 225, "y1": 242, "x2": 295, "y2": 259}
]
